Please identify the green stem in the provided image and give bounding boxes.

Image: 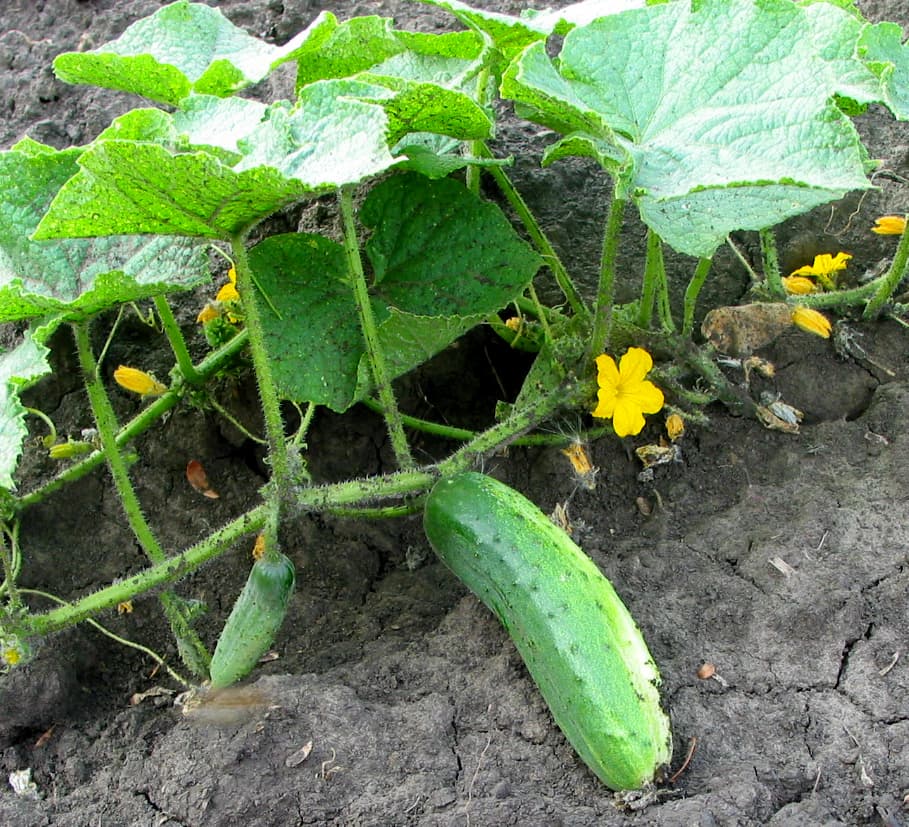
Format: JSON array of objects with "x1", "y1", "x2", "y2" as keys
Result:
[
  {"x1": 525, "y1": 283, "x2": 554, "y2": 342},
  {"x1": 72, "y1": 321, "x2": 210, "y2": 674},
  {"x1": 229, "y1": 234, "x2": 290, "y2": 561},
  {"x1": 864, "y1": 215, "x2": 909, "y2": 319},
  {"x1": 683, "y1": 257, "x2": 713, "y2": 336},
  {"x1": 794, "y1": 278, "x2": 882, "y2": 309},
  {"x1": 24, "y1": 407, "x2": 57, "y2": 446},
  {"x1": 0, "y1": 522, "x2": 23, "y2": 609},
  {"x1": 759, "y1": 228, "x2": 784, "y2": 298},
  {"x1": 154, "y1": 296, "x2": 201, "y2": 384},
  {"x1": 339, "y1": 185, "x2": 414, "y2": 470},
  {"x1": 589, "y1": 187, "x2": 626, "y2": 357},
  {"x1": 637, "y1": 230, "x2": 658, "y2": 328},
  {"x1": 73, "y1": 322, "x2": 166, "y2": 566},
  {"x1": 20, "y1": 505, "x2": 267, "y2": 637},
  {"x1": 20, "y1": 588, "x2": 192, "y2": 688},
  {"x1": 654, "y1": 244, "x2": 676, "y2": 333},
  {"x1": 437, "y1": 378, "x2": 585, "y2": 477},
  {"x1": 15, "y1": 329, "x2": 249, "y2": 511},
  {"x1": 478, "y1": 144, "x2": 589, "y2": 320}
]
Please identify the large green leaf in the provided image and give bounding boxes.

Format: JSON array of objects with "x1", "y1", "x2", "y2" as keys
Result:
[
  {"x1": 253, "y1": 175, "x2": 541, "y2": 411},
  {"x1": 0, "y1": 142, "x2": 208, "y2": 326},
  {"x1": 501, "y1": 0, "x2": 873, "y2": 257},
  {"x1": 858, "y1": 21, "x2": 909, "y2": 120},
  {"x1": 34, "y1": 80, "x2": 421, "y2": 240},
  {"x1": 234, "y1": 82, "x2": 401, "y2": 185},
  {"x1": 53, "y1": 1, "x2": 336, "y2": 106},
  {"x1": 0, "y1": 335, "x2": 52, "y2": 491},
  {"x1": 32, "y1": 142, "x2": 311, "y2": 240},
  {"x1": 294, "y1": 14, "x2": 484, "y2": 95}
]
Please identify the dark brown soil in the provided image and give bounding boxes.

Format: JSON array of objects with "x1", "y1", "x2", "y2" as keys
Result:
[{"x1": 2, "y1": 2, "x2": 909, "y2": 825}]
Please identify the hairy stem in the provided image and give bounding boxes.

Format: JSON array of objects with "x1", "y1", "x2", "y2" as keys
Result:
[
  {"x1": 153, "y1": 295, "x2": 201, "y2": 384},
  {"x1": 589, "y1": 187, "x2": 626, "y2": 357},
  {"x1": 17, "y1": 329, "x2": 249, "y2": 511},
  {"x1": 20, "y1": 505, "x2": 268, "y2": 637},
  {"x1": 759, "y1": 228, "x2": 784, "y2": 298},
  {"x1": 478, "y1": 144, "x2": 589, "y2": 320},
  {"x1": 229, "y1": 234, "x2": 290, "y2": 560},
  {"x1": 864, "y1": 216, "x2": 909, "y2": 319},
  {"x1": 683, "y1": 257, "x2": 713, "y2": 336},
  {"x1": 339, "y1": 185, "x2": 414, "y2": 469}
]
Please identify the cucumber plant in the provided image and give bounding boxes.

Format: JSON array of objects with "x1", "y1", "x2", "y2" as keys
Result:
[{"x1": 0, "y1": 0, "x2": 907, "y2": 792}]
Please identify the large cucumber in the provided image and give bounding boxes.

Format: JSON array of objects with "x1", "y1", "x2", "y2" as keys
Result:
[
  {"x1": 209, "y1": 552, "x2": 295, "y2": 689},
  {"x1": 423, "y1": 472, "x2": 671, "y2": 790}
]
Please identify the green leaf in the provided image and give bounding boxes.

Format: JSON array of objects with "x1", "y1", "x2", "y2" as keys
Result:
[
  {"x1": 295, "y1": 15, "x2": 409, "y2": 88},
  {"x1": 0, "y1": 335, "x2": 52, "y2": 491},
  {"x1": 502, "y1": 0, "x2": 872, "y2": 257},
  {"x1": 359, "y1": 76, "x2": 493, "y2": 144},
  {"x1": 524, "y1": 0, "x2": 650, "y2": 35},
  {"x1": 293, "y1": 13, "x2": 485, "y2": 100},
  {"x1": 253, "y1": 175, "x2": 541, "y2": 411},
  {"x1": 360, "y1": 174, "x2": 541, "y2": 313},
  {"x1": 53, "y1": 1, "x2": 336, "y2": 106},
  {"x1": 418, "y1": 0, "x2": 547, "y2": 62},
  {"x1": 802, "y1": 3, "x2": 881, "y2": 107},
  {"x1": 234, "y1": 82, "x2": 403, "y2": 186},
  {"x1": 858, "y1": 21, "x2": 909, "y2": 120},
  {"x1": 33, "y1": 142, "x2": 311, "y2": 239},
  {"x1": 0, "y1": 145, "x2": 208, "y2": 326}
]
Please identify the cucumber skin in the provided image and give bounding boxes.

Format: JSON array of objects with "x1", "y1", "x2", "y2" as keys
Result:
[
  {"x1": 209, "y1": 553, "x2": 295, "y2": 689},
  {"x1": 423, "y1": 472, "x2": 672, "y2": 791}
]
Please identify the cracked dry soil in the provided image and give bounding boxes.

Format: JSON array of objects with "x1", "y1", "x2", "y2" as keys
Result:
[{"x1": 2, "y1": 1, "x2": 909, "y2": 825}]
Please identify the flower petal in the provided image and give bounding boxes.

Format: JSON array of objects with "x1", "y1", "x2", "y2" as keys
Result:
[
  {"x1": 612, "y1": 398, "x2": 646, "y2": 437},
  {"x1": 791, "y1": 306, "x2": 831, "y2": 339},
  {"x1": 594, "y1": 353, "x2": 620, "y2": 387},
  {"x1": 592, "y1": 385, "x2": 618, "y2": 420},
  {"x1": 618, "y1": 347, "x2": 654, "y2": 385},
  {"x1": 624, "y1": 380, "x2": 665, "y2": 416},
  {"x1": 872, "y1": 215, "x2": 907, "y2": 235}
]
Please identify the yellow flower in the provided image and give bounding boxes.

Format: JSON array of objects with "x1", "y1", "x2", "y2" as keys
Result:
[
  {"x1": 789, "y1": 252, "x2": 852, "y2": 291},
  {"x1": 791, "y1": 306, "x2": 831, "y2": 339},
  {"x1": 781, "y1": 275, "x2": 817, "y2": 295},
  {"x1": 871, "y1": 215, "x2": 906, "y2": 235},
  {"x1": 196, "y1": 303, "x2": 220, "y2": 324},
  {"x1": 113, "y1": 365, "x2": 168, "y2": 396},
  {"x1": 592, "y1": 347, "x2": 664, "y2": 438},
  {"x1": 2, "y1": 646, "x2": 21, "y2": 666},
  {"x1": 215, "y1": 266, "x2": 240, "y2": 303}
]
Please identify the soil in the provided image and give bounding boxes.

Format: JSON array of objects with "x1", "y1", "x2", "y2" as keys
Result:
[{"x1": 2, "y1": 1, "x2": 909, "y2": 825}]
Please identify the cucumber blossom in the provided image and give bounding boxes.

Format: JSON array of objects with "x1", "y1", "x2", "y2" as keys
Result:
[
  {"x1": 423, "y1": 472, "x2": 671, "y2": 791},
  {"x1": 209, "y1": 552, "x2": 295, "y2": 689}
]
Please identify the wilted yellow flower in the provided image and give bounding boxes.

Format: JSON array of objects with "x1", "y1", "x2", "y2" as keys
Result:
[
  {"x1": 113, "y1": 366, "x2": 168, "y2": 397},
  {"x1": 791, "y1": 306, "x2": 832, "y2": 339},
  {"x1": 216, "y1": 266, "x2": 240, "y2": 303},
  {"x1": 252, "y1": 533, "x2": 267, "y2": 560},
  {"x1": 665, "y1": 413, "x2": 685, "y2": 442},
  {"x1": 782, "y1": 275, "x2": 817, "y2": 295},
  {"x1": 871, "y1": 215, "x2": 906, "y2": 236},
  {"x1": 790, "y1": 252, "x2": 852, "y2": 291},
  {"x1": 592, "y1": 347, "x2": 664, "y2": 438},
  {"x1": 196, "y1": 303, "x2": 220, "y2": 324},
  {"x1": 117, "y1": 601, "x2": 134, "y2": 615}
]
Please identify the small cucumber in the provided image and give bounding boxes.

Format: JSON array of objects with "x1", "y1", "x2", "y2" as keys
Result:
[
  {"x1": 423, "y1": 472, "x2": 671, "y2": 791},
  {"x1": 209, "y1": 552, "x2": 295, "y2": 689}
]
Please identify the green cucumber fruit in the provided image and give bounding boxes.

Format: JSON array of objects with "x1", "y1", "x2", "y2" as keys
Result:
[
  {"x1": 209, "y1": 552, "x2": 295, "y2": 689},
  {"x1": 423, "y1": 472, "x2": 671, "y2": 790}
]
